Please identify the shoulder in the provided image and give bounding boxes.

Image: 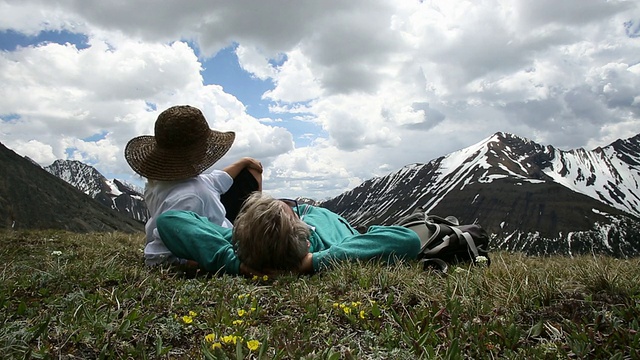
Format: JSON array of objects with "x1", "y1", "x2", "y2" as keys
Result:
[
  {"x1": 199, "y1": 170, "x2": 230, "y2": 179},
  {"x1": 303, "y1": 205, "x2": 334, "y2": 215},
  {"x1": 197, "y1": 171, "x2": 233, "y2": 187},
  {"x1": 300, "y1": 205, "x2": 341, "y2": 221}
]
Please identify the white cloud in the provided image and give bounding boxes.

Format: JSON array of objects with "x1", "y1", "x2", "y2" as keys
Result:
[
  {"x1": 62, "y1": 135, "x2": 120, "y2": 168},
  {"x1": 512, "y1": 0, "x2": 634, "y2": 29},
  {"x1": 0, "y1": 32, "x2": 293, "y2": 181},
  {"x1": 1, "y1": 0, "x2": 639, "y2": 200},
  {"x1": 266, "y1": 141, "x2": 361, "y2": 200},
  {"x1": 0, "y1": 1, "x2": 81, "y2": 35},
  {"x1": 235, "y1": 45, "x2": 277, "y2": 81},
  {"x1": 10, "y1": 139, "x2": 56, "y2": 165},
  {"x1": 262, "y1": 48, "x2": 322, "y2": 103}
]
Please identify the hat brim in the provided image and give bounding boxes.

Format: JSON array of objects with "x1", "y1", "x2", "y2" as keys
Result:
[{"x1": 125, "y1": 130, "x2": 235, "y2": 181}]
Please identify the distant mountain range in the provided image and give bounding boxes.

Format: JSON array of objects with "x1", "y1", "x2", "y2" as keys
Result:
[
  {"x1": 320, "y1": 132, "x2": 640, "y2": 257},
  {"x1": 3, "y1": 131, "x2": 639, "y2": 257},
  {"x1": 0, "y1": 142, "x2": 143, "y2": 233},
  {"x1": 44, "y1": 160, "x2": 149, "y2": 223}
]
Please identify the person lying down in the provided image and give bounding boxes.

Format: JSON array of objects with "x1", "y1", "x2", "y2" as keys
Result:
[{"x1": 156, "y1": 192, "x2": 422, "y2": 275}]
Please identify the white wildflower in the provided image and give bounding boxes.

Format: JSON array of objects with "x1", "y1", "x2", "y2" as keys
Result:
[
  {"x1": 475, "y1": 256, "x2": 488, "y2": 265},
  {"x1": 51, "y1": 250, "x2": 62, "y2": 256}
]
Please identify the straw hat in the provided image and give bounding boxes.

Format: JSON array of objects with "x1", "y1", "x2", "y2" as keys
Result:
[{"x1": 125, "y1": 105, "x2": 235, "y2": 181}]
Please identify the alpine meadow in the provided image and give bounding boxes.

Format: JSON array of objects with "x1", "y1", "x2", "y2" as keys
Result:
[{"x1": 1, "y1": 230, "x2": 639, "y2": 359}]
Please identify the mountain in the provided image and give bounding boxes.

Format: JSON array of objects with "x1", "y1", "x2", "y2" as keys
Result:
[
  {"x1": 0, "y1": 142, "x2": 144, "y2": 233},
  {"x1": 44, "y1": 160, "x2": 149, "y2": 223},
  {"x1": 320, "y1": 132, "x2": 640, "y2": 258}
]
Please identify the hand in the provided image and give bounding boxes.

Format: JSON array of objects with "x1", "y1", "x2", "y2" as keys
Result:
[
  {"x1": 185, "y1": 260, "x2": 199, "y2": 269},
  {"x1": 298, "y1": 253, "x2": 314, "y2": 274},
  {"x1": 223, "y1": 157, "x2": 263, "y2": 180},
  {"x1": 242, "y1": 157, "x2": 263, "y2": 173}
]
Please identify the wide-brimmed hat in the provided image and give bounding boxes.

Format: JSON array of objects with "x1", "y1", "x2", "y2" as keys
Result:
[{"x1": 125, "y1": 105, "x2": 235, "y2": 181}]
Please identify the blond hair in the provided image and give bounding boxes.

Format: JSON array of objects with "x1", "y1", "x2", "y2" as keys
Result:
[{"x1": 233, "y1": 192, "x2": 310, "y2": 271}]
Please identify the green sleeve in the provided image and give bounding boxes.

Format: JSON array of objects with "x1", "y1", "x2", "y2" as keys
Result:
[
  {"x1": 311, "y1": 225, "x2": 420, "y2": 271},
  {"x1": 157, "y1": 210, "x2": 240, "y2": 275}
]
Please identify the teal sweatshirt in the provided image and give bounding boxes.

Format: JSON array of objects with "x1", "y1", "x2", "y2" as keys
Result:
[
  {"x1": 300, "y1": 205, "x2": 420, "y2": 271},
  {"x1": 157, "y1": 210, "x2": 239, "y2": 274},
  {"x1": 157, "y1": 205, "x2": 420, "y2": 274}
]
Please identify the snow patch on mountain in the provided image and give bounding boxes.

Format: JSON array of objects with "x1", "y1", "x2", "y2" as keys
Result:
[
  {"x1": 105, "y1": 179, "x2": 123, "y2": 196},
  {"x1": 543, "y1": 144, "x2": 640, "y2": 217}
]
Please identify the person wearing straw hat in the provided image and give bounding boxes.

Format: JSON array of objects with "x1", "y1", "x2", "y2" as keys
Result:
[{"x1": 125, "y1": 105, "x2": 263, "y2": 273}]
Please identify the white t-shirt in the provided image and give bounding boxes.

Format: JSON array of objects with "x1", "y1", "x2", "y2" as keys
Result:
[{"x1": 143, "y1": 170, "x2": 233, "y2": 266}]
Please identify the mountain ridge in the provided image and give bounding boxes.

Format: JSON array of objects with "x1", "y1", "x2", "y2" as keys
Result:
[
  {"x1": 0, "y1": 142, "x2": 144, "y2": 233},
  {"x1": 319, "y1": 131, "x2": 640, "y2": 257}
]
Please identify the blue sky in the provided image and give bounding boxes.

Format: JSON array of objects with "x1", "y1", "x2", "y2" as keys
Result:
[
  {"x1": 200, "y1": 44, "x2": 273, "y2": 119},
  {"x1": 199, "y1": 44, "x2": 325, "y2": 148},
  {"x1": 0, "y1": 29, "x2": 89, "y2": 51},
  {"x1": 0, "y1": 0, "x2": 639, "y2": 200}
]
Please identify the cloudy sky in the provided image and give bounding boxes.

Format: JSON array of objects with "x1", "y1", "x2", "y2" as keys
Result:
[{"x1": 0, "y1": 0, "x2": 638, "y2": 200}]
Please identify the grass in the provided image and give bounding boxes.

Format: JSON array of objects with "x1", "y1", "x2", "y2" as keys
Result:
[{"x1": 1, "y1": 230, "x2": 640, "y2": 359}]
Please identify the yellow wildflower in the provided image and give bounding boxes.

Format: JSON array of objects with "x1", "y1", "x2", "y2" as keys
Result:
[
  {"x1": 246, "y1": 339, "x2": 261, "y2": 351},
  {"x1": 252, "y1": 275, "x2": 259, "y2": 281},
  {"x1": 250, "y1": 307, "x2": 257, "y2": 312},
  {"x1": 262, "y1": 275, "x2": 268, "y2": 281},
  {"x1": 222, "y1": 335, "x2": 238, "y2": 344},
  {"x1": 343, "y1": 307, "x2": 352, "y2": 315},
  {"x1": 333, "y1": 302, "x2": 340, "y2": 308},
  {"x1": 351, "y1": 301, "x2": 362, "y2": 307},
  {"x1": 359, "y1": 310, "x2": 366, "y2": 319},
  {"x1": 182, "y1": 315, "x2": 193, "y2": 324},
  {"x1": 205, "y1": 333, "x2": 216, "y2": 343},
  {"x1": 211, "y1": 342, "x2": 222, "y2": 350},
  {"x1": 237, "y1": 309, "x2": 247, "y2": 317},
  {"x1": 232, "y1": 319, "x2": 244, "y2": 325},
  {"x1": 189, "y1": 310, "x2": 198, "y2": 317}
]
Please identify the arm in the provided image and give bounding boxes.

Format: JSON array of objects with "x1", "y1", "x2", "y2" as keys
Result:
[
  {"x1": 311, "y1": 226, "x2": 421, "y2": 272},
  {"x1": 156, "y1": 210, "x2": 241, "y2": 275},
  {"x1": 299, "y1": 206, "x2": 419, "y2": 272},
  {"x1": 223, "y1": 157, "x2": 263, "y2": 181}
]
